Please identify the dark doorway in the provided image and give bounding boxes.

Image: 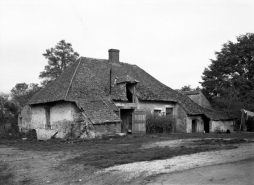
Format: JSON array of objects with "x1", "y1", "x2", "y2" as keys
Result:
[
  {"x1": 45, "y1": 106, "x2": 51, "y2": 129},
  {"x1": 204, "y1": 117, "x2": 210, "y2": 133},
  {"x1": 192, "y1": 119, "x2": 197, "y2": 133},
  {"x1": 126, "y1": 84, "x2": 134, "y2": 102},
  {"x1": 120, "y1": 109, "x2": 133, "y2": 133}
]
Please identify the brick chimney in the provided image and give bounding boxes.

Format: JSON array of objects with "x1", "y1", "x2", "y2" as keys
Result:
[{"x1": 108, "y1": 49, "x2": 119, "y2": 63}]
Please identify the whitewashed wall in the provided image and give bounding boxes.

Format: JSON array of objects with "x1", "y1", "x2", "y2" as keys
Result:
[
  {"x1": 211, "y1": 120, "x2": 234, "y2": 132},
  {"x1": 136, "y1": 100, "x2": 175, "y2": 115}
]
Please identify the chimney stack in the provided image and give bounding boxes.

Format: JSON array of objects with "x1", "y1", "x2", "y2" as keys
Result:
[{"x1": 108, "y1": 49, "x2": 119, "y2": 63}]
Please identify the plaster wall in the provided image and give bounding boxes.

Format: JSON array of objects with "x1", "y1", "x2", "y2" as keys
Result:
[
  {"x1": 211, "y1": 120, "x2": 234, "y2": 132},
  {"x1": 30, "y1": 101, "x2": 121, "y2": 140},
  {"x1": 31, "y1": 105, "x2": 46, "y2": 129},
  {"x1": 31, "y1": 102, "x2": 81, "y2": 140},
  {"x1": 174, "y1": 104, "x2": 187, "y2": 132},
  {"x1": 186, "y1": 116, "x2": 204, "y2": 133},
  {"x1": 136, "y1": 100, "x2": 175, "y2": 115},
  {"x1": 18, "y1": 105, "x2": 32, "y2": 132}
]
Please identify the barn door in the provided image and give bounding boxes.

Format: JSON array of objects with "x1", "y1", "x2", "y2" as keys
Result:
[{"x1": 133, "y1": 110, "x2": 146, "y2": 133}]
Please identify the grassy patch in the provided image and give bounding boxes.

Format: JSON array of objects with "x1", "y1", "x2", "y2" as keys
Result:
[{"x1": 0, "y1": 163, "x2": 13, "y2": 184}]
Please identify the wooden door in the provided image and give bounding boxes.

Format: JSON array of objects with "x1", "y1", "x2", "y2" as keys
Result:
[{"x1": 133, "y1": 110, "x2": 146, "y2": 133}]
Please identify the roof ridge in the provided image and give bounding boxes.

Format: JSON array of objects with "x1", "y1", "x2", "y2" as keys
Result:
[
  {"x1": 64, "y1": 58, "x2": 82, "y2": 99},
  {"x1": 81, "y1": 56, "x2": 108, "y2": 61}
]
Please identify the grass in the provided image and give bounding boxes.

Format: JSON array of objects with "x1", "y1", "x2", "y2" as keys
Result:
[
  {"x1": 0, "y1": 164, "x2": 13, "y2": 184},
  {"x1": 1, "y1": 133, "x2": 254, "y2": 169}
]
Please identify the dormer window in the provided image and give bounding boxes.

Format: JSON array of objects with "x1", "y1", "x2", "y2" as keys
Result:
[
  {"x1": 115, "y1": 75, "x2": 139, "y2": 103},
  {"x1": 126, "y1": 85, "x2": 133, "y2": 102}
]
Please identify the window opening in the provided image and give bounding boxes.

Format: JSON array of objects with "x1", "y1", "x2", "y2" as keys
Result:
[
  {"x1": 166, "y1": 108, "x2": 173, "y2": 116},
  {"x1": 126, "y1": 87, "x2": 133, "y2": 102}
]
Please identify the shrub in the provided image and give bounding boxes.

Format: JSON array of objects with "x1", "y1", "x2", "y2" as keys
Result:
[{"x1": 146, "y1": 113, "x2": 175, "y2": 133}]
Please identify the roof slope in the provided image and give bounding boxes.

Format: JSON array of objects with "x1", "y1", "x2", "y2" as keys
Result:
[
  {"x1": 29, "y1": 57, "x2": 232, "y2": 120},
  {"x1": 76, "y1": 57, "x2": 204, "y2": 115},
  {"x1": 29, "y1": 58, "x2": 120, "y2": 124},
  {"x1": 201, "y1": 107, "x2": 234, "y2": 121}
]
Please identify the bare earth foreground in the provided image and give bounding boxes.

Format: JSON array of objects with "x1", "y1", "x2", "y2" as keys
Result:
[{"x1": 0, "y1": 133, "x2": 253, "y2": 185}]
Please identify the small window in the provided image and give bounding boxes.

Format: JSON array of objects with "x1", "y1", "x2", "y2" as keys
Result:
[
  {"x1": 154, "y1": 108, "x2": 162, "y2": 115},
  {"x1": 166, "y1": 108, "x2": 173, "y2": 116}
]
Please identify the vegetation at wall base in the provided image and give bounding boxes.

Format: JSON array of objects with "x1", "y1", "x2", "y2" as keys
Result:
[{"x1": 146, "y1": 113, "x2": 175, "y2": 133}]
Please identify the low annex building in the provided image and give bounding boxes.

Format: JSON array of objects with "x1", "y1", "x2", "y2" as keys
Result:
[{"x1": 19, "y1": 49, "x2": 234, "y2": 139}]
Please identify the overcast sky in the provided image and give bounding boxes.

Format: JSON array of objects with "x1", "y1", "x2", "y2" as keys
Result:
[{"x1": 0, "y1": 0, "x2": 253, "y2": 93}]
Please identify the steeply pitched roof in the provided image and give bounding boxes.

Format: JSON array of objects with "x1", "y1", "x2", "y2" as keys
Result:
[
  {"x1": 29, "y1": 58, "x2": 120, "y2": 124},
  {"x1": 29, "y1": 57, "x2": 232, "y2": 120}
]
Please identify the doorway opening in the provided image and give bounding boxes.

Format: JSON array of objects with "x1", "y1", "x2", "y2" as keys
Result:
[
  {"x1": 192, "y1": 119, "x2": 197, "y2": 133},
  {"x1": 120, "y1": 109, "x2": 133, "y2": 133},
  {"x1": 204, "y1": 116, "x2": 210, "y2": 133}
]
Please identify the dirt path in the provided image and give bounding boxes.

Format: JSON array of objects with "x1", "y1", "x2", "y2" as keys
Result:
[
  {"x1": 144, "y1": 158, "x2": 254, "y2": 185},
  {"x1": 88, "y1": 142, "x2": 254, "y2": 185}
]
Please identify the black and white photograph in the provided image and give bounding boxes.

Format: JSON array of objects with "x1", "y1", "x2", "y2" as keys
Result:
[{"x1": 0, "y1": 0, "x2": 253, "y2": 184}]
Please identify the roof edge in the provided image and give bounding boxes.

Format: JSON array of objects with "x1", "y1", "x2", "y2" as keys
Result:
[{"x1": 64, "y1": 58, "x2": 82, "y2": 99}]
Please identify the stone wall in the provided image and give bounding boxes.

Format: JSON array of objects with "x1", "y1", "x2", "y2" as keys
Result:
[{"x1": 93, "y1": 122, "x2": 121, "y2": 137}]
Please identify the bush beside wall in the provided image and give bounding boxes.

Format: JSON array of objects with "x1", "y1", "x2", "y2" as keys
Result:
[{"x1": 146, "y1": 113, "x2": 175, "y2": 133}]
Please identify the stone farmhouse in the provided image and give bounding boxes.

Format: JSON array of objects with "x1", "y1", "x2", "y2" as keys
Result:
[{"x1": 18, "y1": 49, "x2": 234, "y2": 139}]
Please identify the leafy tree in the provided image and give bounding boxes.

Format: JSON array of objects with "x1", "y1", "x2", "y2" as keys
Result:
[
  {"x1": 176, "y1": 85, "x2": 200, "y2": 92},
  {"x1": 200, "y1": 33, "x2": 254, "y2": 128},
  {"x1": 11, "y1": 83, "x2": 41, "y2": 110},
  {"x1": 40, "y1": 40, "x2": 79, "y2": 86},
  {"x1": 0, "y1": 93, "x2": 19, "y2": 133}
]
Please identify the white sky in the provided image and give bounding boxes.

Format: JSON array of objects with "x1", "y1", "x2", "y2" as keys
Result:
[{"x1": 0, "y1": 0, "x2": 253, "y2": 93}]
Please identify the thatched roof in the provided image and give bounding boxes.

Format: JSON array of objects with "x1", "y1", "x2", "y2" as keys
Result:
[{"x1": 29, "y1": 57, "x2": 233, "y2": 121}]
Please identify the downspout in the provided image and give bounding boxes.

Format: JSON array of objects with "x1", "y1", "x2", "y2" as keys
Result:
[{"x1": 109, "y1": 68, "x2": 112, "y2": 95}]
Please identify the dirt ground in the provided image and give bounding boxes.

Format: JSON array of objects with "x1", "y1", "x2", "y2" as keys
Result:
[
  {"x1": 0, "y1": 133, "x2": 253, "y2": 185},
  {"x1": 144, "y1": 158, "x2": 254, "y2": 185}
]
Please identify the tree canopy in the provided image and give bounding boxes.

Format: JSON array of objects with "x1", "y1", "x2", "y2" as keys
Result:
[
  {"x1": 40, "y1": 40, "x2": 79, "y2": 86},
  {"x1": 200, "y1": 33, "x2": 254, "y2": 125},
  {"x1": 0, "y1": 93, "x2": 19, "y2": 131},
  {"x1": 11, "y1": 83, "x2": 41, "y2": 110},
  {"x1": 176, "y1": 85, "x2": 200, "y2": 92}
]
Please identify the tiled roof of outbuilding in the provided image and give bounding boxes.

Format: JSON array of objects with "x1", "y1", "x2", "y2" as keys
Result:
[{"x1": 201, "y1": 107, "x2": 234, "y2": 121}]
